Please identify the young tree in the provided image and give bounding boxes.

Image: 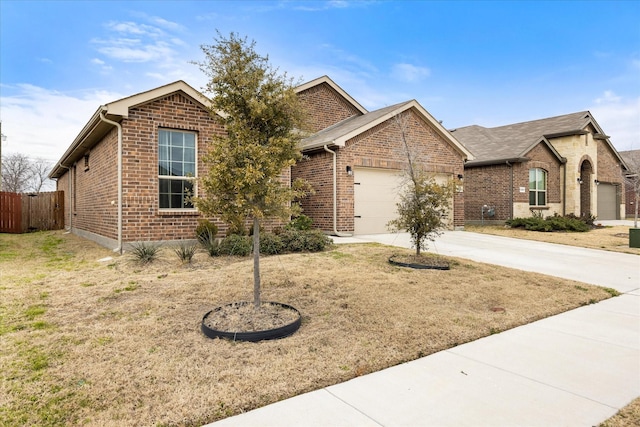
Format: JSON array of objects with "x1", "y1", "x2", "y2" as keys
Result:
[
  {"x1": 194, "y1": 32, "x2": 310, "y2": 308},
  {"x1": 387, "y1": 113, "x2": 453, "y2": 255}
]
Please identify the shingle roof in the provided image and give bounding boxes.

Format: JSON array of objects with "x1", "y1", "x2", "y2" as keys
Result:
[
  {"x1": 451, "y1": 111, "x2": 594, "y2": 165},
  {"x1": 300, "y1": 99, "x2": 474, "y2": 159}
]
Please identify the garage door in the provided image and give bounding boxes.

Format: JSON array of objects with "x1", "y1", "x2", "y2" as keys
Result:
[
  {"x1": 353, "y1": 168, "x2": 404, "y2": 234},
  {"x1": 353, "y1": 167, "x2": 452, "y2": 234},
  {"x1": 597, "y1": 183, "x2": 618, "y2": 220}
]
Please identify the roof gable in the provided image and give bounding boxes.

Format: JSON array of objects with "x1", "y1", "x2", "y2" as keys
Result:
[
  {"x1": 296, "y1": 75, "x2": 368, "y2": 115},
  {"x1": 301, "y1": 99, "x2": 473, "y2": 160},
  {"x1": 50, "y1": 81, "x2": 213, "y2": 179}
]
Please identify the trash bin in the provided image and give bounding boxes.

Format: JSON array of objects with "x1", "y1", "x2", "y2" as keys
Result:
[{"x1": 630, "y1": 228, "x2": 640, "y2": 248}]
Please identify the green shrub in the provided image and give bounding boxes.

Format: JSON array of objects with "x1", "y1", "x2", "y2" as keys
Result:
[
  {"x1": 280, "y1": 229, "x2": 332, "y2": 252},
  {"x1": 506, "y1": 213, "x2": 591, "y2": 232},
  {"x1": 279, "y1": 229, "x2": 306, "y2": 252},
  {"x1": 286, "y1": 214, "x2": 313, "y2": 231},
  {"x1": 129, "y1": 241, "x2": 161, "y2": 264},
  {"x1": 259, "y1": 232, "x2": 284, "y2": 255},
  {"x1": 302, "y1": 229, "x2": 333, "y2": 252},
  {"x1": 195, "y1": 219, "x2": 218, "y2": 243},
  {"x1": 219, "y1": 234, "x2": 252, "y2": 256},
  {"x1": 173, "y1": 242, "x2": 198, "y2": 263}
]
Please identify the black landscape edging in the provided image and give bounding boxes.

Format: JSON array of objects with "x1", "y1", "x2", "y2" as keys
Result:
[
  {"x1": 388, "y1": 256, "x2": 450, "y2": 270},
  {"x1": 201, "y1": 301, "x2": 301, "y2": 342}
]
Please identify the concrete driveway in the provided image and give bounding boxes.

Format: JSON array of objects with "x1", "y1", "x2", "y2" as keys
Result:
[{"x1": 348, "y1": 229, "x2": 640, "y2": 293}]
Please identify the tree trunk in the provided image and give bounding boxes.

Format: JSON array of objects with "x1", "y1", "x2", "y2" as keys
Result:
[{"x1": 253, "y1": 218, "x2": 261, "y2": 308}]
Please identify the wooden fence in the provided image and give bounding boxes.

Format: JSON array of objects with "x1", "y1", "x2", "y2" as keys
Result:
[{"x1": 0, "y1": 191, "x2": 65, "y2": 233}]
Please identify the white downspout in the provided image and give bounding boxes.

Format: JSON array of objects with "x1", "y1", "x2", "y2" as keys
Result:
[
  {"x1": 59, "y1": 164, "x2": 72, "y2": 231},
  {"x1": 323, "y1": 145, "x2": 352, "y2": 237},
  {"x1": 99, "y1": 109, "x2": 123, "y2": 254}
]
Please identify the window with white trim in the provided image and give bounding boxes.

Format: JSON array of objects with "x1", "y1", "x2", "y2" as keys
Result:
[
  {"x1": 158, "y1": 129, "x2": 196, "y2": 210},
  {"x1": 529, "y1": 168, "x2": 547, "y2": 206}
]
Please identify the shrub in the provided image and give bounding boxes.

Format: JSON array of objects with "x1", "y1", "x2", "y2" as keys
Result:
[
  {"x1": 195, "y1": 219, "x2": 218, "y2": 243},
  {"x1": 302, "y1": 229, "x2": 333, "y2": 252},
  {"x1": 280, "y1": 229, "x2": 332, "y2": 252},
  {"x1": 286, "y1": 214, "x2": 313, "y2": 231},
  {"x1": 506, "y1": 213, "x2": 591, "y2": 232},
  {"x1": 218, "y1": 234, "x2": 252, "y2": 256},
  {"x1": 259, "y1": 232, "x2": 284, "y2": 255},
  {"x1": 129, "y1": 241, "x2": 161, "y2": 264},
  {"x1": 279, "y1": 229, "x2": 305, "y2": 252},
  {"x1": 173, "y1": 242, "x2": 198, "y2": 263}
]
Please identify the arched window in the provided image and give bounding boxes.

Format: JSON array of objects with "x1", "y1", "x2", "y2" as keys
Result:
[{"x1": 529, "y1": 168, "x2": 547, "y2": 206}]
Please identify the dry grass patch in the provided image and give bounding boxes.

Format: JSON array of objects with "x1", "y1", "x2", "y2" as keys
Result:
[
  {"x1": 466, "y1": 224, "x2": 640, "y2": 255},
  {"x1": 600, "y1": 397, "x2": 640, "y2": 427},
  {"x1": 0, "y1": 231, "x2": 614, "y2": 426}
]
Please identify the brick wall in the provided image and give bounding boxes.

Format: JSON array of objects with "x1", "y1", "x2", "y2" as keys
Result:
[
  {"x1": 293, "y1": 109, "x2": 466, "y2": 231},
  {"x1": 297, "y1": 82, "x2": 363, "y2": 132},
  {"x1": 464, "y1": 143, "x2": 563, "y2": 221}
]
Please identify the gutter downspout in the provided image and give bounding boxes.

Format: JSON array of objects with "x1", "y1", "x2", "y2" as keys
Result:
[
  {"x1": 99, "y1": 109, "x2": 123, "y2": 254},
  {"x1": 323, "y1": 145, "x2": 352, "y2": 237},
  {"x1": 506, "y1": 160, "x2": 513, "y2": 219},
  {"x1": 562, "y1": 162, "x2": 567, "y2": 216},
  {"x1": 59, "y1": 164, "x2": 72, "y2": 231}
]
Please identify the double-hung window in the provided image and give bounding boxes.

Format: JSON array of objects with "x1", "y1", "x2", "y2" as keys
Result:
[
  {"x1": 158, "y1": 129, "x2": 196, "y2": 210},
  {"x1": 529, "y1": 168, "x2": 547, "y2": 206}
]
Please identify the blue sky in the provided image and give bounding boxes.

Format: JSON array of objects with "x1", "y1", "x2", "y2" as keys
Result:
[{"x1": 1, "y1": 0, "x2": 639, "y2": 168}]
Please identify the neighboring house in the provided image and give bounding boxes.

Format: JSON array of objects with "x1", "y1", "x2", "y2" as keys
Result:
[
  {"x1": 50, "y1": 81, "x2": 227, "y2": 250},
  {"x1": 619, "y1": 150, "x2": 640, "y2": 219},
  {"x1": 293, "y1": 76, "x2": 473, "y2": 234},
  {"x1": 451, "y1": 111, "x2": 628, "y2": 223}
]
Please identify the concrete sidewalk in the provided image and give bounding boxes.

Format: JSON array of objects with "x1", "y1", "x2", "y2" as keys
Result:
[{"x1": 208, "y1": 231, "x2": 639, "y2": 427}]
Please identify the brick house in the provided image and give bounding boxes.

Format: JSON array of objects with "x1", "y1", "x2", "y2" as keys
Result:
[
  {"x1": 293, "y1": 76, "x2": 473, "y2": 234},
  {"x1": 451, "y1": 111, "x2": 629, "y2": 223},
  {"x1": 50, "y1": 81, "x2": 228, "y2": 250},
  {"x1": 619, "y1": 150, "x2": 640, "y2": 220},
  {"x1": 50, "y1": 76, "x2": 472, "y2": 249}
]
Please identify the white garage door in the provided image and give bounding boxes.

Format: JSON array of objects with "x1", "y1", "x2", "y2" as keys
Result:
[
  {"x1": 353, "y1": 167, "x2": 452, "y2": 234},
  {"x1": 597, "y1": 183, "x2": 618, "y2": 220},
  {"x1": 353, "y1": 168, "x2": 404, "y2": 235}
]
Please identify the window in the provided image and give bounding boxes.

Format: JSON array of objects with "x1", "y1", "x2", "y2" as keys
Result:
[
  {"x1": 529, "y1": 168, "x2": 547, "y2": 206},
  {"x1": 158, "y1": 129, "x2": 196, "y2": 209}
]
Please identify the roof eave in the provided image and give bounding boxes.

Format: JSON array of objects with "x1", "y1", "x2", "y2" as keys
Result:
[{"x1": 464, "y1": 157, "x2": 529, "y2": 168}]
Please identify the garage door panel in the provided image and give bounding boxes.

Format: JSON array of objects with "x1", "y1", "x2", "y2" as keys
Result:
[
  {"x1": 353, "y1": 167, "x2": 452, "y2": 234},
  {"x1": 354, "y1": 168, "x2": 404, "y2": 235},
  {"x1": 597, "y1": 184, "x2": 617, "y2": 220}
]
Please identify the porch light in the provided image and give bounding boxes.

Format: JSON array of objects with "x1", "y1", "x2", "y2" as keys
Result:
[
  {"x1": 594, "y1": 179, "x2": 600, "y2": 185},
  {"x1": 346, "y1": 165, "x2": 353, "y2": 176},
  {"x1": 577, "y1": 177, "x2": 583, "y2": 184}
]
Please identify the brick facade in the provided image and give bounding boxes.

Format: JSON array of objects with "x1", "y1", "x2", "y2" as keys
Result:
[
  {"x1": 57, "y1": 93, "x2": 229, "y2": 245},
  {"x1": 296, "y1": 82, "x2": 362, "y2": 132},
  {"x1": 464, "y1": 143, "x2": 563, "y2": 222},
  {"x1": 293, "y1": 106, "x2": 466, "y2": 232}
]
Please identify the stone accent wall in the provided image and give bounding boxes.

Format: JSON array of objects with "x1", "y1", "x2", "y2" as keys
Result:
[{"x1": 297, "y1": 82, "x2": 363, "y2": 132}]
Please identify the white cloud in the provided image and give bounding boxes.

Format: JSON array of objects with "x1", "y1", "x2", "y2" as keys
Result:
[
  {"x1": 391, "y1": 63, "x2": 431, "y2": 83},
  {"x1": 0, "y1": 84, "x2": 124, "y2": 163},
  {"x1": 95, "y1": 38, "x2": 176, "y2": 63},
  {"x1": 590, "y1": 90, "x2": 640, "y2": 152}
]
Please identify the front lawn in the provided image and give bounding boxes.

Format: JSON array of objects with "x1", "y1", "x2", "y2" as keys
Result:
[{"x1": 0, "y1": 230, "x2": 614, "y2": 426}]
